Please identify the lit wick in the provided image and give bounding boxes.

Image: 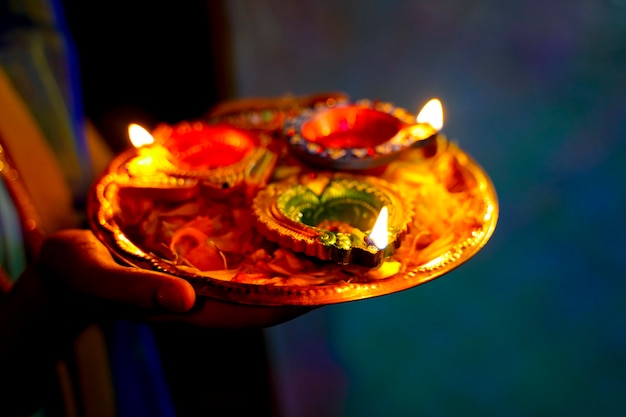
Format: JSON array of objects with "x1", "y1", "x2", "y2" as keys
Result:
[
  {"x1": 404, "y1": 98, "x2": 444, "y2": 157},
  {"x1": 367, "y1": 206, "x2": 389, "y2": 250},
  {"x1": 416, "y1": 98, "x2": 443, "y2": 131},
  {"x1": 128, "y1": 123, "x2": 155, "y2": 147},
  {"x1": 126, "y1": 123, "x2": 168, "y2": 177},
  {"x1": 388, "y1": 98, "x2": 444, "y2": 152}
]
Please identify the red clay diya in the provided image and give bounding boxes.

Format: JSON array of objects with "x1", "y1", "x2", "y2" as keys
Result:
[
  {"x1": 149, "y1": 121, "x2": 278, "y2": 198},
  {"x1": 251, "y1": 172, "x2": 413, "y2": 268},
  {"x1": 284, "y1": 99, "x2": 440, "y2": 171}
]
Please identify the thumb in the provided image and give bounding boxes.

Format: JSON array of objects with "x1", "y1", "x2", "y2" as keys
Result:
[{"x1": 38, "y1": 229, "x2": 195, "y2": 313}]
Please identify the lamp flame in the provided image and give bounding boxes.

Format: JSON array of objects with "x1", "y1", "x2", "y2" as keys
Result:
[
  {"x1": 368, "y1": 206, "x2": 389, "y2": 250},
  {"x1": 416, "y1": 98, "x2": 444, "y2": 131},
  {"x1": 128, "y1": 123, "x2": 155, "y2": 148}
]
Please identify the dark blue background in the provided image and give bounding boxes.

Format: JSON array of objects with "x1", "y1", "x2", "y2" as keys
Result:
[{"x1": 224, "y1": 1, "x2": 626, "y2": 416}]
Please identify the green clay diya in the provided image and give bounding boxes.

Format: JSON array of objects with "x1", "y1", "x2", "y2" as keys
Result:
[{"x1": 252, "y1": 172, "x2": 413, "y2": 267}]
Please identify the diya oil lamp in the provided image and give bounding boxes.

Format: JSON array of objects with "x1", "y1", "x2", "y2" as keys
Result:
[
  {"x1": 251, "y1": 172, "x2": 413, "y2": 268},
  {"x1": 206, "y1": 91, "x2": 350, "y2": 134},
  {"x1": 284, "y1": 98, "x2": 443, "y2": 171},
  {"x1": 119, "y1": 121, "x2": 277, "y2": 200}
]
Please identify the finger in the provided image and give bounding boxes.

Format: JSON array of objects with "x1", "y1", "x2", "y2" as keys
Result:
[{"x1": 38, "y1": 229, "x2": 195, "y2": 312}]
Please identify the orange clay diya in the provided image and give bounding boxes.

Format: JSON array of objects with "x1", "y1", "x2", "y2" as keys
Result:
[{"x1": 206, "y1": 91, "x2": 350, "y2": 134}]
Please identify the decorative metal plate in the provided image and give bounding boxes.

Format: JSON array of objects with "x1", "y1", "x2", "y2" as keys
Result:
[{"x1": 88, "y1": 135, "x2": 498, "y2": 306}]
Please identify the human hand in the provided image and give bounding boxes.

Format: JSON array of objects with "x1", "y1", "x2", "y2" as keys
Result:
[{"x1": 38, "y1": 229, "x2": 313, "y2": 328}]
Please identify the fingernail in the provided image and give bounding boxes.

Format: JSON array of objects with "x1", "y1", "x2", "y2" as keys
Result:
[{"x1": 157, "y1": 285, "x2": 186, "y2": 312}]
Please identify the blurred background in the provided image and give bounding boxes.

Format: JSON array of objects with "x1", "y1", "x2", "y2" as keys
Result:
[{"x1": 63, "y1": 1, "x2": 626, "y2": 416}]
